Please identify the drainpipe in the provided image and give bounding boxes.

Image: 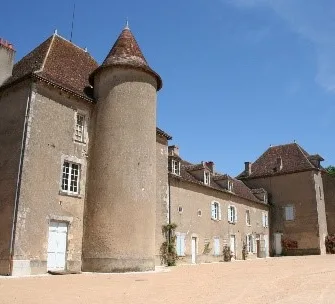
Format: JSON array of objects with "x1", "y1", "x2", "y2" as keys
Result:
[{"x1": 8, "y1": 81, "x2": 34, "y2": 275}]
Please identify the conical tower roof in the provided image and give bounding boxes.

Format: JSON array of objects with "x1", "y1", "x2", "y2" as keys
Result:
[{"x1": 90, "y1": 26, "x2": 162, "y2": 90}]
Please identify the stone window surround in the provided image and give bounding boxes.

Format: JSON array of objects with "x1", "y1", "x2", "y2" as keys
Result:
[{"x1": 284, "y1": 205, "x2": 295, "y2": 221}]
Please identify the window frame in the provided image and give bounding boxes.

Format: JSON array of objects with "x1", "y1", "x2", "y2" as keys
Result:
[
  {"x1": 262, "y1": 212, "x2": 268, "y2": 228},
  {"x1": 246, "y1": 234, "x2": 254, "y2": 253},
  {"x1": 74, "y1": 112, "x2": 86, "y2": 143},
  {"x1": 61, "y1": 161, "x2": 81, "y2": 195},
  {"x1": 171, "y1": 159, "x2": 181, "y2": 176},
  {"x1": 204, "y1": 171, "x2": 210, "y2": 185},
  {"x1": 246, "y1": 209, "x2": 251, "y2": 226},
  {"x1": 284, "y1": 205, "x2": 295, "y2": 221},
  {"x1": 228, "y1": 205, "x2": 237, "y2": 224},
  {"x1": 227, "y1": 180, "x2": 234, "y2": 192},
  {"x1": 211, "y1": 201, "x2": 221, "y2": 221}
]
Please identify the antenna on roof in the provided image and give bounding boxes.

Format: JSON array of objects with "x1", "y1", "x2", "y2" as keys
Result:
[
  {"x1": 125, "y1": 18, "x2": 130, "y2": 30},
  {"x1": 70, "y1": 1, "x2": 76, "y2": 42}
]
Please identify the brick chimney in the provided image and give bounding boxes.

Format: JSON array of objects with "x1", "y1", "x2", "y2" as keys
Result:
[
  {"x1": 244, "y1": 162, "x2": 252, "y2": 176},
  {"x1": 0, "y1": 38, "x2": 15, "y2": 86},
  {"x1": 205, "y1": 161, "x2": 214, "y2": 173},
  {"x1": 168, "y1": 145, "x2": 179, "y2": 157}
]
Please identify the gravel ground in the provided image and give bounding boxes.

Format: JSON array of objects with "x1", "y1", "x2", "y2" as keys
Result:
[{"x1": 1, "y1": 255, "x2": 335, "y2": 304}]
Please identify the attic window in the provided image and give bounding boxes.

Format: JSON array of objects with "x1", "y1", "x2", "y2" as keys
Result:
[
  {"x1": 171, "y1": 159, "x2": 180, "y2": 176},
  {"x1": 228, "y1": 180, "x2": 234, "y2": 192},
  {"x1": 204, "y1": 171, "x2": 210, "y2": 185},
  {"x1": 178, "y1": 206, "x2": 183, "y2": 214}
]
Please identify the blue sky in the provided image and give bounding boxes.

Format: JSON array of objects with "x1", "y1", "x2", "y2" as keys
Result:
[{"x1": 1, "y1": 0, "x2": 334, "y2": 176}]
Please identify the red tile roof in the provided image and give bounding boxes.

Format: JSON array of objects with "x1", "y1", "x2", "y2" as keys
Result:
[
  {"x1": 2, "y1": 34, "x2": 98, "y2": 100},
  {"x1": 170, "y1": 159, "x2": 264, "y2": 204},
  {"x1": 238, "y1": 143, "x2": 323, "y2": 179},
  {"x1": 89, "y1": 27, "x2": 162, "y2": 90}
]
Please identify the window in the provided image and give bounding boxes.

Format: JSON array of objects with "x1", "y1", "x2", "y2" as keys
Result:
[
  {"x1": 172, "y1": 159, "x2": 180, "y2": 175},
  {"x1": 246, "y1": 210, "x2": 251, "y2": 226},
  {"x1": 75, "y1": 113, "x2": 85, "y2": 142},
  {"x1": 178, "y1": 206, "x2": 183, "y2": 214},
  {"x1": 214, "y1": 237, "x2": 220, "y2": 256},
  {"x1": 319, "y1": 186, "x2": 323, "y2": 200},
  {"x1": 176, "y1": 233, "x2": 185, "y2": 256},
  {"x1": 284, "y1": 205, "x2": 295, "y2": 221},
  {"x1": 228, "y1": 180, "x2": 234, "y2": 192},
  {"x1": 228, "y1": 205, "x2": 237, "y2": 223},
  {"x1": 211, "y1": 201, "x2": 221, "y2": 221},
  {"x1": 204, "y1": 171, "x2": 210, "y2": 185},
  {"x1": 61, "y1": 161, "x2": 80, "y2": 194},
  {"x1": 246, "y1": 234, "x2": 254, "y2": 253},
  {"x1": 262, "y1": 212, "x2": 268, "y2": 228},
  {"x1": 197, "y1": 209, "x2": 202, "y2": 217}
]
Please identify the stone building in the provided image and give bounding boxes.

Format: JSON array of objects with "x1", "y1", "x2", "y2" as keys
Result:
[
  {"x1": 238, "y1": 143, "x2": 329, "y2": 256},
  {"x1": 0, "y1": 26, "x2": 332, "y2": 276}
]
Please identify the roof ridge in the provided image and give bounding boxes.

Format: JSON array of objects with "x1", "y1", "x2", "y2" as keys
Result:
[
  {"x1": 36, "y1": 34, "x2": 56, "y2": 73},
  {"x1": 54, "y1": 33, "x2": 88, "y2": 53},
  {"x1": 295, "y1": 143, "x2": 315, "y2": 168}
]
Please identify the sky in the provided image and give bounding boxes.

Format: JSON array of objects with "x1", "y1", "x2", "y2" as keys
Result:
[{"x1": 1, "y1": 0, "x2": 334, "y2": 176}]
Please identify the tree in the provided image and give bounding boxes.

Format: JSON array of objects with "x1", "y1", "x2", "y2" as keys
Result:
[{"x1": 326, "y1": 166, "x2": 335, "y2": 177}]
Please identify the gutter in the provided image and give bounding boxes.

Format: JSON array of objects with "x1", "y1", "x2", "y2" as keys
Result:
[{"x1": 8, "y1": 81, "x2": 35, "y2": 275}]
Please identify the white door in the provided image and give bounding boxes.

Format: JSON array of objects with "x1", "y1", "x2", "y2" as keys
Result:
[
  {"x1": 230, "y1": 235, "x2": 236, "y2": 259},
  {"x1": 274, "y1": 233, "x2": 282, "y2": 255},
  {"x1": 264, "y1": 234, "x2": 269, "y2": 257},
  {"x1": 47, "y1": 221, "x2": 68, "y2": 271},
  {"x1": 191, "y1": 237, "x2": 197, "y2": 264}
]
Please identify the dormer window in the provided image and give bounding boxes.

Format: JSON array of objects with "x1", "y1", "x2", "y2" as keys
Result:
[
  {"x1": 204, "y1": 171, "x2": 210, "y2": 185},
  {"x1": 228, "y1": 180, "x2": 234, "y2": 192},
  {"x1": 171, "y1": 159, "x2": 180, "y2": 176}
]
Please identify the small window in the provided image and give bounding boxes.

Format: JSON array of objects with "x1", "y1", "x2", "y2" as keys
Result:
[
  {"x1": 75, "y1": 113, "x2": 85, "y2": 142},
  {"x1": 319, "y1": 186, "x2": 323, "y2": 200},
  {"x1": 197, "y1": 209, "x2": 202, "y2": 217},
  {"x1": 61, "y1": 161, "x2": 80, "y2": 195},
  {"x1": 284, "y1": 205, "x2": 295, "y2": 221},
  {"x1": 246, "y1": 210, "x2": 251, "y2": 226},
  {"x1": 204, "y1": 171, "x2": 210, "y2": 185},
  {"x1": 228, "y1": 205, "x2": 237, "y2": 223},
  {"x1": 228, "y1": 180, "x2": 234, "y2": 192},
  {"x1": 172, "y1": 159, "x2": 180, "y2": 175},
  {"x1": 211, "y1": 201, "x2": 221, "y2": 221},
  {"x1": 176, "y1": 233, "x2": 185, "y2": 256},
  {"x1": 213, "y1": 237, "x2": 220, "y2": 256},
  {"x1": 246, "y1": 234, "x2": 254, "y2": 253},
  {"x1": 178, "y1": 206, "x2": 183, "y2": 214},
  {"x1": 262, "y1": 212, "x2": 268, "y2": 228}
]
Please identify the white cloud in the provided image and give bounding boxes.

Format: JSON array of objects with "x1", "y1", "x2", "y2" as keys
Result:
[{"x1": 224, "y1": 0, "x2": 335, "y2": 92}]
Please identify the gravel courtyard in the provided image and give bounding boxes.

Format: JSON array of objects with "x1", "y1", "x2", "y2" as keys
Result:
[{"x1": 1, "y1": 255, "x2": 335, "y2": 304}]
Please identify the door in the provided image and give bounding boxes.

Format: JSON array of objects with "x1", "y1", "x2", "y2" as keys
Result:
[
  {"x1": 230, "y1": 235, "x2": 236, "y2": 259},
  {"x1": 274, "y1": 233, "x2": 282, "y2": 255},
  {"x1": 191, "y1": 237, "x2": 197, "y2": 264},
  {"x1": 47, "y1": 221, "x2": 68, "y2": 271}
]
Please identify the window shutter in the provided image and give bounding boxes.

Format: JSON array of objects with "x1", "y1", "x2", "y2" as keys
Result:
[
  {"x1": 180, "y1": 234, "x2": 185, "y2": 256},
  {"x1": 234, "y1": 207, "x2": 237, "y2": 223},
  {"x1": 218, "y1": 203, "x2": 222, "y2": 220},
  {"x1": 228, "y1": 206, "x2": 231, "y2": 222},
  {"x1": 176, "y1": 234, "x2": 181, "y2": 256},
  {"x1": 211, "y1": 202, "x2": 215, "y2": 219},
  {"x1": 253, "y1": 236, "x2": 257, "y2": 253}
]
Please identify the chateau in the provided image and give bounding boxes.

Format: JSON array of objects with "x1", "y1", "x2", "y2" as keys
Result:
[{"x1": 0, "y1": 26, "x2": 333, "y2": 276}]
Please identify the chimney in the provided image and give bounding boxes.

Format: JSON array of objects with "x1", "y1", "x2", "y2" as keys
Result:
[
  {"x1": 244, "y1": 162, "x2": 252, "y2": 176},
  {"x1": 308, "y1": 154, "x2": 324, "y2": 169},
  {"x1": 276, "y1": 157, "x2": 283, "y2": 171},
  {"x1": 0, "y1": 38, "x2": 15, "y2": 86},
  {"x1": 168, "y1": 145, "x2": 179, "y2": 157},
  {"x1": 205, "y1": 161, "x2": 214, "y2": 173}
]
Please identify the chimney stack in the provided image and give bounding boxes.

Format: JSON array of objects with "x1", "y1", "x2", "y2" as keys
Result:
[
  {"x1": 0, "y1": 38, "x2": 15, "y2": 86},
  {"x1": 168, "y1": 145, "x2": 179, "y2": 157},
  {"x1": 205, "y1": 161, "x2": 214, "y2": 173},
  {"x1": 244, "y1": 162, "x2": 252, "y2": 176}
]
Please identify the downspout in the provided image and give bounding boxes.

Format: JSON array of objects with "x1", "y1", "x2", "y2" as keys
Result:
[{"x1": 8, "y1": 81, "x2": 34, "y2": 275}]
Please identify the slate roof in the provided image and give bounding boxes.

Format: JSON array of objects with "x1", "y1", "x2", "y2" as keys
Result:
[
  {"x1": 170, "y1": 159, "x2": 264, "y2": 204},
  {"x1": 2, "y1": 34, "x2": 98, "y2": 100},
  {"x1": 89, "y1": 27, "x2": 162, "y2": 90},
  {"x1": 238, "y1": 143, "x2": 323, "y2": 179}
]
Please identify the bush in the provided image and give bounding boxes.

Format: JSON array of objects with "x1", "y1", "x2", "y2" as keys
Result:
[
  {"x1": 325, "y1": 235, "x2": 335, "y2": 254},
  {"x1": 223, "y1": 245, "x2": 233, "y2": 262},
  {"x1": 242, "y1": 242, "x2": 248, "y2": 260}
]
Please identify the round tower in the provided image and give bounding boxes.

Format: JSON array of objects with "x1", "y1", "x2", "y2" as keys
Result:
[{"x1": 83, "y1": 25, "x2": 162, "y2": 272}]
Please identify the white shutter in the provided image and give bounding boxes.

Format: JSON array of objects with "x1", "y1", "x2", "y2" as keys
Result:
[
  {"x1": 180, "y1": 234, "x2": 185, "y2": 256},
  {"x1": 218, "y1": 203, "x2": 222, "y2": 220},
  {"x1": 262, "y1": 213, "x2": 265, "y2": 227},
  {"x1": 253, "y1": 236, "x2": 257, "y2": 253},
  {"x1": 211, "y1": 202, "x2": 215, "y2": 219},
  {"x1": 176, "y1": 234, "x2": 181, "y2": 256},
  {"x1": 228, "y1": 206, "x2": 231, "y2": 222},
  {"x1": 234, "y1": 207, "x2": 237, "y2": 223}
]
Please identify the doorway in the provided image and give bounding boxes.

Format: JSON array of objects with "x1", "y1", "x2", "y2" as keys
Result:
[
  {"x1": 274, "y1": 233, "x2": 282, "y2": 255},
  {"x1": 230, "y1": 235, "x2": 236, "y2": 259},
  {"x1": 191, "y1": 237, "x2": 197, "y2": 264},
  {"x1": 47, "y1": 221, "x2": 68, "y2": 271}
]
